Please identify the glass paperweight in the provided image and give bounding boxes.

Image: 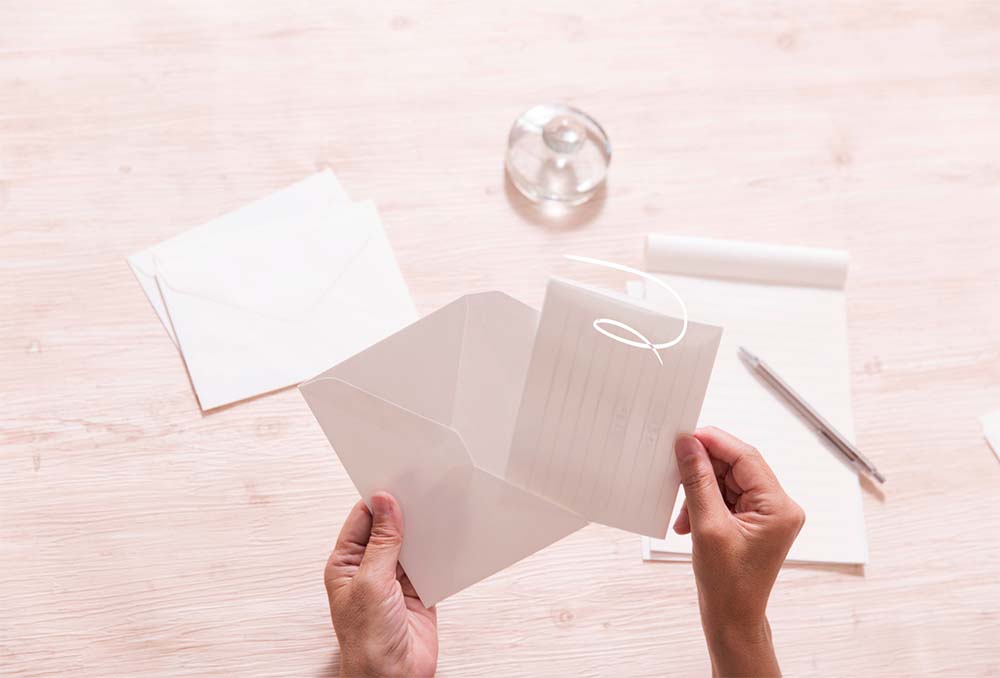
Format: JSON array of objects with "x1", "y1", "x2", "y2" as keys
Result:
[{"x1": 505, "y1": 103, "x2": 611, "y2": 207}]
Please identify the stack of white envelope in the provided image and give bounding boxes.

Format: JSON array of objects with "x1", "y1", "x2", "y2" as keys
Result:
[
  {"x1": 300, "y1": 278, "x2": 722, "y2": 606},
  {"x1": 128, "y1": 171, "x2": 417, "y2": 410}
]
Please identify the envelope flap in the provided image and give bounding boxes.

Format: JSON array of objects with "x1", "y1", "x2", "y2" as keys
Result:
[
  {"x1": 300, "y1": 374, "x2": 473, "y2": 472},
  {"x1": 130, "y1": 170, "x2": 349, "y2": 279},
  {"x1": 320, "y1": 294, "x2": 468, "y2": 424},
  {"x1": 127, "y1": 170, "x2": 350, "y2": 345},
  {"x1": 155, "y1": 202, "x2": 376, "y2": 320}
]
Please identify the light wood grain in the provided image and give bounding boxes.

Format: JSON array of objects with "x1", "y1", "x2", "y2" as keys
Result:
[{"x1": 2, "y1": 1, "x2": 1000, "y2": 676}]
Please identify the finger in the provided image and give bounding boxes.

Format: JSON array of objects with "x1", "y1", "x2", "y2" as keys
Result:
[
  {"x1": 397, "y1": 566, "x2": 436, "y2": 619},
  {"x1": 725, "y1": 486, "x2": 739, "y2": 506},
  {"x1": 396, "y1": 565, "x2": 419, "y2": 599},
  {"x1": 693, "y1": 427, "x2": 760, "y2": 465},
  {"x1": 724, "y1": 470, "x2": 743, "y2": 494},
  {"x1": 694, "y1": 427, "x2": 780, "y2": 494},
  {"x1": 334, "y1": 500, "x2": 373, "y2": 555},
  {"x1": 326, "y1": 500, "x2": 373, "y2": 597},
  {"x1": 710, "y1": 456, "x2": 729, "y2": 479},
  {"x1": 673, "y1": 500, "x2": 691, "y2": 535},
  {"x1": 359, "y1": 491, "x2": 404, "y2": 582},
  {"x1": 674, "y1": 436, "x2": 729, "y2": 531}
]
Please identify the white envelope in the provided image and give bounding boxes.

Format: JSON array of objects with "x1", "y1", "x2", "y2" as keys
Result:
[
  {"x1": 132, "y1": 193, "x2": 417, "y2": 411},
  {"x1": 128, "y1": 170, "x2": 351, "y2": 346},
  {"x1": 301, "y1": 282, "x2": 722, "y2": 606},
  {"x1": 300, "y1": 292, "x2": 588, "y2": 607}
]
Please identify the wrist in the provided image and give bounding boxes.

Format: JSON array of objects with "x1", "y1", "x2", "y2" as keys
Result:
[
  {"x1": 339, "y1": 654, "x2": 382, "y2": 678},
  {"x1": 703, "y1": 617, "x2": 780, "y2": 677},
  {"x1": 705, "y1": 616, "x2": 771, "y2": 648},
  {"x1": 337, "y1": 639, "x2": 382, "y2": 678}
]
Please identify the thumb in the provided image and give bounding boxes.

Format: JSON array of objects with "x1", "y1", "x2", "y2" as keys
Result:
[
  {"x1": 359, "y1": 492, "x2": 404, "y2": 581},
  {"x1": 674, "y1": 436, "x2": 729, "y2": 531}
]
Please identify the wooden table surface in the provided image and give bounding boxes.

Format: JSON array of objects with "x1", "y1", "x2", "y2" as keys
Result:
[{"x1": 3, "y1": 2, "x2": 999, "y2": 676}]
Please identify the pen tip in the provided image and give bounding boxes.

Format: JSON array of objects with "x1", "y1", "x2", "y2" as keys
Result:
[{"x1": 738, "y1": 346, "x2": 758, "y2": 364}]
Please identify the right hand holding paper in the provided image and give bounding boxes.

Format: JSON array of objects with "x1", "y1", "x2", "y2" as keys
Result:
[{"x1": 301, "y1": 277, "x2": 721, "y2": 606}]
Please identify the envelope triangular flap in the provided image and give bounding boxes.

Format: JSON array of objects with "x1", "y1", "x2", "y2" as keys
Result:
[
  {"x1": 450, "y1": 291, "x2": 539, "y2": 478},
  {"x1": 155, "y1": 203, "x2": 373, "y2": 320},
  {"x1": 127, "y1": 170, "x2": 351, "y2": 345},
  {"x1": 319, "y1": 295, "x2": 468, "y2": 425}
]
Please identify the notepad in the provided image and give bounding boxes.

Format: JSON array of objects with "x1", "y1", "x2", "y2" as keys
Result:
[
  {"x1": 506, "y1": 277, "x2": 723, "y2": 537},
  {"x1": 636, "y1": 235, "x2": 868, "y2": 565}
]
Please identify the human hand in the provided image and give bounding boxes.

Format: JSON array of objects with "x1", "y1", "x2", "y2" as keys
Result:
[
  {"x1": 324, "y1": 492, "x2": 438, "y2": 677},
  {"x1": 673, "y1": 427, "x2": 805, "y2": 677}
]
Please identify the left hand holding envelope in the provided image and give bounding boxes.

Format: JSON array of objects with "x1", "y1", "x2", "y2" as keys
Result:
[{"x1": 325, "y1": 492, "x2": 438, "y2": 678}]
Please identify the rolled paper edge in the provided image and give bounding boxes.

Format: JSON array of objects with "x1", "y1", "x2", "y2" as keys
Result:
[{"x1": 645, "y1": 234, "x2": 849, "y2": 289}]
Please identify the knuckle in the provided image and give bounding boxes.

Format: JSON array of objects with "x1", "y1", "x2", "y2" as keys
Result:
[
  {"x1": 780, "y1": 501, "x2": 806, "y2": 534},
  {"x1": 324, "y1": 552, "x2": 349, "y2": 592},
  {"x1": 323, "y1": 564, "x2": 338, "y2": 592},
  {"x1": 792, "y1": 503, "x2": 806, "y2": 529},
  {"x1": 684, "y1": 473, "x2": 720, "y2": 507},
  {"x1": 688, "y1": 469, "x2": 717, "y2": 492},
  {"x1": 369, "y1": 523, "x2": 402, "y2": 545}
]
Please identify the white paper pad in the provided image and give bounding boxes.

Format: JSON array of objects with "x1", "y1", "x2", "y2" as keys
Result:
[
  {"x1": 638, "y1": 235, "x2": 869, "y2": 565},
  {"x1": 982, "y1": 411, "x2": 1000, "y2": 462},
  {"x1": 128, "y1": 172, "x2": 417, "y2": 410},
  {"x1": 301, "y1": 279, "x2": 721, "y2": 605},
  {"x1": 506, "y1": 278, "x2": 722, "y2": 537}
]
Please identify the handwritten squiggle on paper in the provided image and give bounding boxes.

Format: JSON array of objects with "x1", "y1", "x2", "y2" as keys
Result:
[{"x1": 564, "y1": 254, "x2": 688, "y2": 365}]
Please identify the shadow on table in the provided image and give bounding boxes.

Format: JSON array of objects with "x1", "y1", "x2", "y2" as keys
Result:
[
  {"x1": 782, "y1": 561, "x2": 866, "y2": 577},
  {"x1": 648, "y1": 557, "x2": 866, "y2": 577},
  {"x1": 859, "y1": 474, "x2": 886, "y2": 503},
  {"x1": 643, "y1": 559, "x2": 865, "y2": 577}
]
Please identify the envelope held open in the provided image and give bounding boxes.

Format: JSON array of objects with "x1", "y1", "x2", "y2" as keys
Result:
[
  {"x1": 301, "y1": 292, "x2": 586, "y2": 607},
  {"x1": 301, "y1": 283, "x2": 721, "y2": 606}
]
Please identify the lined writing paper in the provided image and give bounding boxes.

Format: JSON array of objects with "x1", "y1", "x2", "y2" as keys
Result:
[{"x1": 506, "y1": 278, "x2": 722, "y2": 537}]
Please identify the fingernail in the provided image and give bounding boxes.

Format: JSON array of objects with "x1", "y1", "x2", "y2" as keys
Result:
[
  {"x1": 675, "y1": 436, "x2": 701, "y2": 461},
  {"x1": 371, "y1": 493, "x2": 392, "y2": 518}
]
